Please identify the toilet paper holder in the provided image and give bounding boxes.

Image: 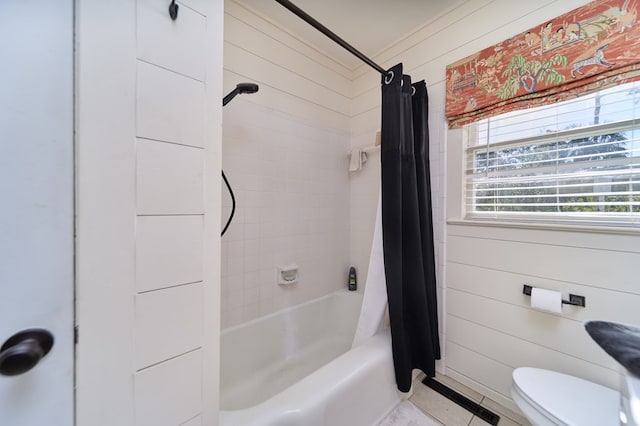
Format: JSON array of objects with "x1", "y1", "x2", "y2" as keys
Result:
[{"x1": 523, "y1": 285, "x2": 586, "y2": 307}]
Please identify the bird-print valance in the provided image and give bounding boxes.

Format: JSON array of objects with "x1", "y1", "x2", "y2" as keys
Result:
[{"x1": 445, "y1": 0, "x2": 640, "y2": 128}]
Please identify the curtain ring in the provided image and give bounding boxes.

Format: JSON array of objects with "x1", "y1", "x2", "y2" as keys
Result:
[
  {"x1": 411, "y1": 86, "x2": 416, "y2": 96},
  {"x1": 384, "y1": 70, "x2": 394, "y2": 85},
  {"x1": 169, "y1": 0, "x2": 179, "y2": 20}
]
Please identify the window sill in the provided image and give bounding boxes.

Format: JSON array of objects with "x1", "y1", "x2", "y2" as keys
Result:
[{"x1": 447, "y1": 217, "x2": 640, "y2": 236}]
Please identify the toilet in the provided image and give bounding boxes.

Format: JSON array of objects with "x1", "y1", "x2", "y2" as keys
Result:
[
  {"x1": 511, "y1": 321, "x2": 640, "y2": 425},
  {"x1": 511, "y1": 367, "x2": 620, "y2": 426}
]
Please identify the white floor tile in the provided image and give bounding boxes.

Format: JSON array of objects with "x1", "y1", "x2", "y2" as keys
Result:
[
  {"x1": 409, "y1": 382, "x2": 474, "y2": 426},
  {"x1": 379, "y1": 401, "x2": 443, "y2": 426},
  {"x1": 409, "y1": 375, "x2": 529, "y2": 426}
]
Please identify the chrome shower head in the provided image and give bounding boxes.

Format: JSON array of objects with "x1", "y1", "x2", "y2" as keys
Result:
[{"x1": 223, "y1": 82, "x2": 259, "y2": 106}]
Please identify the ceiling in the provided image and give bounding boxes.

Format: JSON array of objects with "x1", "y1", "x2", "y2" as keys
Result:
[{"x1": 239, "y1": 0, "x2": 458, "y2": 71}]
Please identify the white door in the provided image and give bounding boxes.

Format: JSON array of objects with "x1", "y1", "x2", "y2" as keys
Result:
[{"x1": 0, "y1": 1, "x2": 74, "y2": 425}]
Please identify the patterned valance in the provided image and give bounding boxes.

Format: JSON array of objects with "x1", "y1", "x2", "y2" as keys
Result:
[{"x1": 445, "y1": 0, "x2": 640, "y2": 128}]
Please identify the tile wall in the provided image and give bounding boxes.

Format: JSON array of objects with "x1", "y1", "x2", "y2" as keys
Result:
[
  {"x1": 220, "y1": 100, "x2": 350, "y2": 328},
  {"x1": 221, "y1": 0, "x2": 353, "y2": 329}
]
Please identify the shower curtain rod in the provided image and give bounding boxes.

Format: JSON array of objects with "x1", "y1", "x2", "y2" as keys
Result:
[{"x1": 274, "y1": 0, "x2": 389, "y2": 76}]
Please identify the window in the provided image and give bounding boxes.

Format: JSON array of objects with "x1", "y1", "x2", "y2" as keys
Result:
[{"x1": 464, "y1": 81, "x2": 640, "y2": 227}]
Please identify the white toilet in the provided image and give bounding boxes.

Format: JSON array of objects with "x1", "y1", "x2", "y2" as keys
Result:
[
  {"x1": 511, "y1": 367, "x2": 620, "y2": 426},
  {"x1": 511, "y1": 321, "x2": 640, "y2": 425}
]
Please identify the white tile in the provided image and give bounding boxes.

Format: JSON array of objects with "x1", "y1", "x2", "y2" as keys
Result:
[
  {"x1": 135, "y1": 282, "x2": 203, "y2": 369},
  {"x1": 136, "y1": 139, "x2": 203, "y2": 215},
  {"x1": 222, "y1": 307, "x2": 243, "y2": 329},
  {"x1": 379, "y1": 401, "x2": 443, "y2": 426},
  {"x1": 137, "y1": 0, "x2": 205, "y2": 80},
  {"x1": 481, "y1": 397, "x2": 531, "y2": 426},
  {"x1": 409, "y1": 381, "x2": 474, "y2": 426},
  {"x1": 241, "y1": 302, "x2": 259, "y2": 320},
  {"x1": 136, "y1": 215, "x2": 203, "y2": 292},
  {"x1": 244, "y1": 255, "x2": 260, "y2": 272},
  {"x1": 244, "y1": 238, "x2": 260, "y2": 257},
  {"x1": 226, "y1": 280, "x2": 243, "y2": 309},
  {"x1": 243, "y1": 271, "x2": 260, "y2": 289},
  {"x1": 244, "y1": 287, "x2": 259, "y2": 306},
  {"x1": 137, "y1": 61, "x2": 205, "y2": 147},
  {"x1": 226, "y1": 240, "x2": 244, "y2": 260},
  {"x1": 258, "y1": 303, "x2": 274, "y2": 319},
  {"x1": 134, "y1": 350, "x2": 202, "y2": 426},
  {"x1": 227, "y1": 255, "x2": 244, "y2": 276},
  {"x1": 244, "y1": 223, "x2": 260, "y2": 240}
]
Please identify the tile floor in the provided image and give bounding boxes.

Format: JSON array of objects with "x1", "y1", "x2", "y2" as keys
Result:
[{"x1": 408, "y1": 373, "x2": 532, "y2": 426}]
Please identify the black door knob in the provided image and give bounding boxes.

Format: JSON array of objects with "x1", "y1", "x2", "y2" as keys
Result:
[{"x1": 0, "y1": 329, "x2": 54, "y2": 376}]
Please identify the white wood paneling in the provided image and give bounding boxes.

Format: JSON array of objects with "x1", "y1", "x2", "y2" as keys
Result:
[
  {"x1": 135, "y1": 215, "x2": 204, "y2": 293},
  {"x1": 352, "y1": 0, "x2": 494, "y2": 80},
  {"x1": 75, "y1": 1, "x2": 137, "y2": 424},
  {"x1": 224, "y1": 44, "x2": 351, "y2": 116},
  {"x1": 180, "y1": 0, "x2": 208, "y2": 15},
  {"x1": 448, "y1": 222, "x2": 640, "y2": 252},
  {"x1": 448, "y1": 262, "x2": 640, "y2": 325},
  {"x1": 225, "y1": 13, "x2": 352, "y2": 95},
  {"x1": 137, "y1": 61, "x2": 206, "y2": 147},
  {"x1": 137, "y1": 0, "x2": 206, "y2": 81},
  {"x1": 444, "y1": 222, "x2": 639, "y2": 402},
  {"x1": 77, "y1": 0, "x2": 222, "y2": 424},
  {"x1": 135, "y1": 282, "x2": 204, "y2": 369},
  {"x1": 447, "y1": 315, "x2": 621, "y2": 391},
  {"x1": 225, "y1": 70, "x2": 350, "y2": 133},
  {"x1": 445, "y1": 341, "x2": 516, "y2": 407},
  {"x1": 352, "y1": 0, "x2": 591, "y2": 108},
  {"x1": 224, "y1": 0, "x2": 353, "y2": 135},
  {"x1": 447, "y1": 288, "x2": 617, "y2": 371},
  {"x1": 225, "y1": 0, "x2": 353, "y2": 79},
  {"x1": 134, "y1": 350, "x2": 203, "y2": 426},
  {"x1": 181, "y1": 415, "x2": 202, "y2": 426},
  {"x1": 447, "y1": 234, "x2": 640, "y2": 294},
  {"x1": 136, "y1": 139, "x2": 204, "y2": 215}
]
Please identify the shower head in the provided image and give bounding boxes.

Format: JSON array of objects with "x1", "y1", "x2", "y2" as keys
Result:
[
  {"x1": 222, "y1": 82, "x2": 259, "y2": 106},
  {"x1": 236, "y1": 83, "x2": 259, "y2": 94}
]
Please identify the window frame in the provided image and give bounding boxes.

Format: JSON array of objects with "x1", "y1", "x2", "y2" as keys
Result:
[{"x1": 463, "y1": 116, "x2": 640, "y2": 228}]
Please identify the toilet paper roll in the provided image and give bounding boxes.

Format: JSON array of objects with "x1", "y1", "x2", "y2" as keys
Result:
[{"x1": 530, "y1": 287, "x2": 562, "y2": 313}]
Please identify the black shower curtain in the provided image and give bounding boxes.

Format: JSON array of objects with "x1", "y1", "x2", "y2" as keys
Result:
[{"x1": 381, "y1": 63, "x2": 440, "y2": 392}]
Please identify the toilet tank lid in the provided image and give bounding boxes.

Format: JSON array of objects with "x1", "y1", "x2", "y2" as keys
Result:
[{"x1": 512, "y1": 367, "x2": 619, "y2": 426}]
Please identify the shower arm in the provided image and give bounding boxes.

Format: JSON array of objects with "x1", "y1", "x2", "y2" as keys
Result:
[{"x1": 223, "y1": 83, "x2": 259, "y2": 106}]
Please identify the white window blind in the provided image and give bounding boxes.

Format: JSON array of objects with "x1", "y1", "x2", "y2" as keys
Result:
[{"x1": 464, "y1": 81, "x2": 640, "y2": 227}]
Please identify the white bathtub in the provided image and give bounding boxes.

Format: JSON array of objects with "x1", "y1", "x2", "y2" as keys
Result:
[{"x1": 219, "y1": 290, "x2": 400, "y2": 426}]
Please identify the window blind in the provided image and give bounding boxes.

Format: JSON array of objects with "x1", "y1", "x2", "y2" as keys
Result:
[{"x1": 465, "y1": 81, "x2": 640, "y2": 226}]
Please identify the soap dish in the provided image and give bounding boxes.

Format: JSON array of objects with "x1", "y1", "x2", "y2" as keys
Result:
[{"x1": 277, "y1": 263, "x2": 298, "y2": 285}]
